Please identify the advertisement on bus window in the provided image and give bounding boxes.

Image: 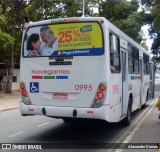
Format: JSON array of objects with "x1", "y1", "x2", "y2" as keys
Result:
[{"x1": 23, "y1": 22, "x2": 103, "y2": 57}]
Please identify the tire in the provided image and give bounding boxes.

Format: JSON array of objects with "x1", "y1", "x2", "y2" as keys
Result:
[
  {"x1": 141, "y1": 91, "x2": 149, "y2": 109},
  {"x1": 122, "y1": 98, "x2": 132, "y2": 126}
]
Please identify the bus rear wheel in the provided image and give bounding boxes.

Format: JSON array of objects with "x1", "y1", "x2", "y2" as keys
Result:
[
  {"x1": 122, "y1": 98, "x2": 132, "y2": 126},
  {"x1": 141, "y1": 91, "x2": 149, "y2": 109}
]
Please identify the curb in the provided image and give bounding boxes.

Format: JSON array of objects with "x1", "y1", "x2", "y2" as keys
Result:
[
  {"x1": 107, "y1": 98, "x2": 158, "y2": 152},
  {"x1": 0, "y1": 106, "x2": 19, "y2": 113}
]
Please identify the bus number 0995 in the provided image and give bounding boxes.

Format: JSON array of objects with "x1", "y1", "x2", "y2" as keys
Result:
[{"x1": 75, "y1": 84, "x2": 92, "y2": 91}]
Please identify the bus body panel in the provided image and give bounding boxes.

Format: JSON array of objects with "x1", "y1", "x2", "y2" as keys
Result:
[
  {"x1": 20, "y1": 101, "x2": 122, "y2": 122},
  {"x1": 20, "y1": 57, "x2": 107, "y2": 108}
]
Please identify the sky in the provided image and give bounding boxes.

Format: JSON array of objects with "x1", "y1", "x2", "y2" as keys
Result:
[{"x1": 141, "y1": 25, "x2": 153, "y2": 51}]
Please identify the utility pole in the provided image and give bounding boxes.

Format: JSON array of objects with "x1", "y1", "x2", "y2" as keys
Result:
[
  {"x1": 82, "y1": 0, "x2": 85, "y2": 17},
  {"x1": 44, "y1": 0, "x2": 48, "y2": 20}
]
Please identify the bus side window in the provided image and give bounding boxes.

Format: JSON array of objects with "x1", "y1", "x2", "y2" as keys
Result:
[
  {"x1": 128, "y1": 43, "x2": 134, "y2": 74},
  {"x1": 133, "y1": 47, "x2": 139, "y2": 74},
  {"x1": 143, "y1": 53, "x2": 149, "y2": 75},
  {"x1": 109, "y1": 34, "x2": 120, "y2": 73}
]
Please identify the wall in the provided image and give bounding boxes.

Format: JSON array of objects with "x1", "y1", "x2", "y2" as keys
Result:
[{"x1": 1, "y1": 68, "x2": 20, "y2": 91}]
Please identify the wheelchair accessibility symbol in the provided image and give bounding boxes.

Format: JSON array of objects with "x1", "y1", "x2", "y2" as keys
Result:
[{"x1": 30, "y1": 82, "x2": 39, "y2": 93}]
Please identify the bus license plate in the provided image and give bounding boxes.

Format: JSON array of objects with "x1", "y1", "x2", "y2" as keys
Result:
[{"x1": 53, "y1": 93, "x2": 68, "y2": 100}]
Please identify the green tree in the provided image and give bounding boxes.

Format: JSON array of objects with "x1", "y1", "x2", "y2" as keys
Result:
[
  {"x1": 151, "y1": 0, "x2": 160, "y2": 56},
  {"x1": 98, "y1": 0, "x2": 144, "y2": 43},
  {"x1": 23, "y1": 0, "x2": 91, "y2": 20},
  {"x1": 0, "y1": 5, "x2": 14, "y2": 52},
  {"x1": 0, "y1": 4, "x2": 14, "y2": 93},
  {"x1": 0, "y1": 0, "x2": 27, "y2": 93},
  {"x1": 141, "y1": 0, "x2": 160, "y2": 56}
]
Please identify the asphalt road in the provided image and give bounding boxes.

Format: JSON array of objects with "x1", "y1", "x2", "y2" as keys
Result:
[{"x1": 0, "y1": 84, "x2": 160, "y2": 152}]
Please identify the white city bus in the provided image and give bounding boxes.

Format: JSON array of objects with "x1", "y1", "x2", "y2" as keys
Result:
[{"x1": 20, "y1": 17, "x2": 155, "y2": 126}]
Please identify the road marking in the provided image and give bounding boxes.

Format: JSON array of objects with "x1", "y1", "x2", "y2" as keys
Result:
[
  {"x1": 122, "y1": 100, "x2": 155, "y2": 143},
  {"x1": 108, "y1": 98, "x2": 157, "y2": 152},
  {"x1": 37, "y1": 122, "x2": 49, "y2": 127},
  {"x1": 0, "y1": 106, "x2": 19, "y2": 113},
  {"x1": 8, "y1": 131, "x2": 24, "y2": 138}
]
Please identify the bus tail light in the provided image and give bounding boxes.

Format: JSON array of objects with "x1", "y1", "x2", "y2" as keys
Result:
[
  {"x1": 22, "y1": 90, "x2": 27, "y2": 96},
  {"x1": 20, "y1": 82, "x2": 31, "y2": 105},
  {"x1": 20, "y1": 83, "x2": 25, "y2": 89},
  {"x1": 20, "y1": 82, "x2": 27, "y2": 97},
  {"x1": 94, "y1": 99, "x2": 101, "y2": 107},
  {"x1": 97, "y1": 92, "x2": 104, "y2": 99},
  {"x1": 23, "y1": 96, "x2": 31, "y2": 105},
  {"x1": 91, "y1": 83, "x2": 107, "y2": 108},
  {"x1": 99, "y1": 84, "x2": 106, "y2": 91}
]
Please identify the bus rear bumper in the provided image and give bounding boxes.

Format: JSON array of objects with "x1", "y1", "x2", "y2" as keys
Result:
[{"x1": 20, "y1": 102, "x2": 109, "y2": 121}]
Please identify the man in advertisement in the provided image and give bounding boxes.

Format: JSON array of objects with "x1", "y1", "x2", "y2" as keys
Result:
[{"x1": 40, "y1": 25, "x2": 58, "y2": 56}]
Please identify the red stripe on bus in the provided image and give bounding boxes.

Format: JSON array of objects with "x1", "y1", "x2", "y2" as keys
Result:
[{"x1": 32, "y1": 76, "x2": 43, "y2": 79}]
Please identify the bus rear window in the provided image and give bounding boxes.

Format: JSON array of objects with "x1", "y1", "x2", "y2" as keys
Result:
[{"x1": 23, "y1": 22, "x2": 104, "y2": 57}]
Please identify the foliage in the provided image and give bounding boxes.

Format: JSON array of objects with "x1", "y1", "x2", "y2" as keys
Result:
[
  {"x1": 152, "y1": 1, "x2": 160, "y2": 31},
  {"x1": 141, "y1": 0, "x2": 160, "y2": 56},
  {"x1": 0, "y1": 5, "x2": 14, "y2": 50},
  {"x1": 0, "y1": 31, "x2": 14, "y2": 49},
  {"x1": 98, "y1": 0, "x2": 144, "y2": 44},
  {"x1": 23, "y1": 0, "x2": 94, "y2": 20},
  {"x1": 0, "y1": 0, "x2": 28, "y2": 93}
]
